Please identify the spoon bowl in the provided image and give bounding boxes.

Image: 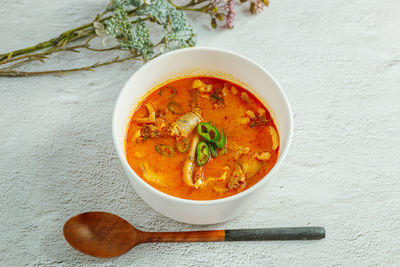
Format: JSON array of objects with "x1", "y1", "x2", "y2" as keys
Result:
[{"x1": 63, "y1": 212, "x2": 141, "y2": 258}]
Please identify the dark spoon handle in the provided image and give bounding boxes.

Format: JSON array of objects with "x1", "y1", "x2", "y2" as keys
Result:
[{"x1": 224, "y1": 227, "x2": 325, "y2": 241}]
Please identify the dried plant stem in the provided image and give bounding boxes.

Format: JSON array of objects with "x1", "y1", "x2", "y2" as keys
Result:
[
  {"x1": 0, "y1": 37, "x2": 166, "y2": 77},
  {"x1": 0, "y1": 17, "x2": 148, "y2": 71},
  {"x1": 0, "y1": 25, "x2": 92, "y2": 63},
  {"x1": 0, "y1": 55, "x2": 140, "y2": 77},
  {"x1": 0, "y1": 9, "x2": 141, "y2": 62},
  {"x1": 0, "y1": 0, "x2": 261, "y2": 78},
  {"x1": 169, "y1": 0, "x2": 210, "y2": 12},
  {"x1": 171, "y1": 0, "x2": 209, "y2": 9},
  {"x1": 2, "y1": 42, "x2": 87, "y2": 67}
]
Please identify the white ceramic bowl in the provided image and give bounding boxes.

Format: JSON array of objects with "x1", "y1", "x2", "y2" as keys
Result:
[{"x1": 113, "y1": 47, "x2": 292, "y2": 224}]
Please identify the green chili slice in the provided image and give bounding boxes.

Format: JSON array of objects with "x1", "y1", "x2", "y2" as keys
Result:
[
  {"x1": 220, "y1": 146, "x2": 227, "y2": 155},
  {"x1": 197, "y1": 122, "x2": 219, "y2": 143},
  {"x1": 155, "y1": 144, "x2": 174, "y2": 157},
  {"x1": 211, "y1": 94, "x2": 222, "y2": 101},
  {"x1": 167, "y1": 101, "x2": 183, "y2": 114},
  {"x1": 208, "y1": 142, "x2": 218, "y2": 158},
  {"x1": 196, "y1": 141, "x2": 210, "y2": 166},
  {"x1": 216, "y1": 131, "x2": 226, "y2": 149},
  {"x1": 175, "y1": 138, "x2": 189, "y2": 153},
  {"x1": 159, "y1": 86, "x2": 177, "y2": 99}
]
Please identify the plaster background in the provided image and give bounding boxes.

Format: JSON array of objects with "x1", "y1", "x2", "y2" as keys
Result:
[{"x1": 1, "y1": 0, "x2": 399, "y2": 265}]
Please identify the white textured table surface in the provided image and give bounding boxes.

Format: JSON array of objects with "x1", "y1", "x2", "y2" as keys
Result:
[{"x1": 1, "y1": 0, "x2": 400, "y2": 266}]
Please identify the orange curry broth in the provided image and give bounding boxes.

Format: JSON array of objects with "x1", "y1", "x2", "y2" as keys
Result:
[{"x1": 125, "y1": 77, "x2": 279, "y2": 200}]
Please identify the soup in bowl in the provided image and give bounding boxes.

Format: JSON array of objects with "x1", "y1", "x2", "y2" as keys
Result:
[{"x1": 113, "y1": 47, "x2": 292, "y2": 224}]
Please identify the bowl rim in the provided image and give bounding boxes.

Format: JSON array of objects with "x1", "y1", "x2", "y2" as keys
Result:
[{"x1": 112, "y1": 46, "x2": 293, "y2": 205}]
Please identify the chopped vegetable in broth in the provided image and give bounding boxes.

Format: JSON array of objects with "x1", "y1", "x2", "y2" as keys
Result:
[{"x1": 125, "y1": 77, "x2": 279, "y2": 200}]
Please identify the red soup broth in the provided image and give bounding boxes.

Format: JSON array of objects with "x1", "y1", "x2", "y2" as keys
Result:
[{"x1": 125, "y1": 77, "x2": 279, "y2": 200}]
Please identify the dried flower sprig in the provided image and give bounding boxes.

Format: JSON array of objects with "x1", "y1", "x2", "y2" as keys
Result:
[{"x1": 0, "y1": 0, "x2": 269, "y2": 77}]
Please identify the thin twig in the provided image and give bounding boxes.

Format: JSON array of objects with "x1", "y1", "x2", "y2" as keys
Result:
[
  {"x1": 84, "y1": 45, "x2": 121, "y2": 52},
  {"x1": 0, "y1": 0, "x2": 223, "y2": 78},
  {"x1": 0, "y1": 55, "x2": 142, "y2": 77},
  {"x1": 182, "y1": 0, "x2": 209, "y2": 8},
  {"x1": 169, "y1": 0, "x2": 209, "y2": 12},
  {"x1": 0, "y1": 17, "x2": 149, "y2": 68},
  {"x1": 2, "y1": 45, "x2": 82, "y2": 65},
  {"x1": 0, "y1": 8, "x2": 140, "y2": 62},
  {"x1": 4, "y1": 57, "x2": 47, "y2": 70}
]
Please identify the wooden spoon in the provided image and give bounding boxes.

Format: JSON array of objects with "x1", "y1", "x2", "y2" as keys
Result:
[{"x1": 63, "y1": 212, "x2": 325, "y2": 258}]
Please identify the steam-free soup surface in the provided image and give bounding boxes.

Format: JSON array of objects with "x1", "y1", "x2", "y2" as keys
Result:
[{"x1": 125, "y1": 77, "x2": 279, "y2": 200}]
